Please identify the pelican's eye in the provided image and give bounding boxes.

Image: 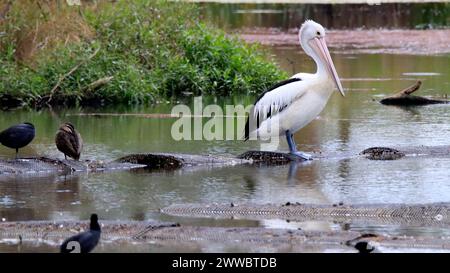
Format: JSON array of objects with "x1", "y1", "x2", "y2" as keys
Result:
[{"x1": 316, "y1": 31, "x2": 321, "y2": 36}]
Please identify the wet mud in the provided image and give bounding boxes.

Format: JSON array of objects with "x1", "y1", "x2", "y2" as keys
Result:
[
  {"x1": 239, "y1": 29, "x2": 450, "y2": 55},
  {"x1": 1, "y1": 144, "x2": 449, "y2": 175}
]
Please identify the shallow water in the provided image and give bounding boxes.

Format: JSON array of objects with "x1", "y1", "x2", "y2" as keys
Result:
[
  {"x1": 1, "y1": 45, "x2": 450, "y2": 252},
  {"x1": 200, "y1": 2, "x2": 450, "y2": 30}
]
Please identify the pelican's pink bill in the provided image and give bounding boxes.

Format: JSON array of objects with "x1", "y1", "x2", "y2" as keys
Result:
[{"x1": 310, "y1": 37, "x2": 345, "y2": 97}]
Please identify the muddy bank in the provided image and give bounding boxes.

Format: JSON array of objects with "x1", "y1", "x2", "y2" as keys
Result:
[
  {"x1": 239, "y1": 29, "x2": 450, "y2": 55},
  {"x1": 0, "y1": 157, "x2": 146, "y2": 175},
  {"x1": 0, "y1": 220, "x2": 178, "y2": 243},
  {"x1": 1, "y1": 220, "x2": 450, "y2": 252}
]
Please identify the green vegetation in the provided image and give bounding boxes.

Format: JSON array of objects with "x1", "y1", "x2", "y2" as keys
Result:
[{"x1": 0, "y1": 0, "x2": 286, "y2": 108}]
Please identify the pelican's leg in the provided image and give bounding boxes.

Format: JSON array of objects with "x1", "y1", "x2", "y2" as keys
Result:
[
  {"x1": 285, "y1": 130, "x2": 296, "y2": 153},
  {"x1": 285, "y1": 130, "x2": 312, "y2": 160}
]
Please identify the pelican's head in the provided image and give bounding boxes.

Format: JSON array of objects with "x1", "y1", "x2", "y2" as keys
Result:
[{"x1": 299, "y1": 20, "x2": 345, "y2": 97}]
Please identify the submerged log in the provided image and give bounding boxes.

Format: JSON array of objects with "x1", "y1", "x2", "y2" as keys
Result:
[
  {"x1": 116, "y1": 153, "x2": 251, "y2": 171},
  {"x1": 380, "y1": 81, "x2": 450, "y2": 106},
  {"x1": 0, "y1": 157, "x2": 146, "y2": 175},
  {"x1": 237, "y1": 150, "x2": 292, "y2": 164},
  {"x1": 1, "y1": 145, "x2": 449, "y2": 176}
]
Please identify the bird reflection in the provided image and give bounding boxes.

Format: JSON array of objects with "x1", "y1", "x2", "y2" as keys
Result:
[
  {"x1": 287, "y1": 161, "x2": 312, "y2": 182},
  {"x1": 395, "y1": 105, "x2": 420, "y2": 115},
  {"x1": 240, "y1": 161, "x2": 329, "y2": 205},
  {"x1": 286, "y1": 160, "x2": 317, "y2": 184}
]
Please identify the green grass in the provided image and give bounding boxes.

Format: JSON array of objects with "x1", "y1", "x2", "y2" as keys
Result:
[{"x1": 0, "y1": 0, "x2": 286, "y2": 108}]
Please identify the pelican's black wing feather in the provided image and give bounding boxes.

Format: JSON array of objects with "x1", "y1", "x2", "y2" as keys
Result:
[{"x1": 244, "y1": 78, "x2": 302, "y2": 140}]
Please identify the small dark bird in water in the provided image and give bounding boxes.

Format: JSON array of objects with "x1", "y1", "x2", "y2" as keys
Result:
[
  {"x1": 346, "y1": 233, "x2": 382, "y2": 253},
  {"x1": 60, "y1": 214, "x2": 101, "y2": 253},
  {"x1": 354, "y1": 241, "x2": 377, "y2": 253},
  {"x1": 0, "y1": 122, "x2": 35, "y2": 159},
  {"x1": 55, "y1": 122, "x2": 83, "y2": 160}
]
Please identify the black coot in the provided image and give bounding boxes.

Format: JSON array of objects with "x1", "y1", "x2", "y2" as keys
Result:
[
  {"x1": 0, "y1": 122, "x2": 35, "y2": 158},
  {"x1": 60, "y1": 214, "x2": 101, "y2": 253},
  {"x1": 354, "y1": 242, "x2": 376, "y2": 253}
]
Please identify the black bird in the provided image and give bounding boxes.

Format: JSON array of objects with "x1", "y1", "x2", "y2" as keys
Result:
[
  {"x1": 55, "y1": 122, "x2": 83, "y2": 160},
  {"x1": 354, "y1": 242, "x2": 377, "y2": 253},
  {"x1": 346, "y1": 233, "x2": 381, "y2": 253},
  {"x1": 0, "y1": 122, "x2": 35, "y2": 159},
  {"x1": 60, "y1": 214, "x2": 101, "y2": 253}
]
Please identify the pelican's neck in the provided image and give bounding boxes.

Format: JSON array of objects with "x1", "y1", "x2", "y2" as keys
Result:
[
  {"x1": 301, "y1": 39, "x2": 327, "y2": 78},
  {"x1": 300, "y1": 39, "x2": 334, "y2": 98},
  {"x1": 314, "y1": 56, "x2": 328, "y2": 78}
]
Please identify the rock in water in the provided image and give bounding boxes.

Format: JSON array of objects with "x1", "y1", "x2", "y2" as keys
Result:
[{"x1": 361, "y1": 147, "x2": 405, "y2": 160}]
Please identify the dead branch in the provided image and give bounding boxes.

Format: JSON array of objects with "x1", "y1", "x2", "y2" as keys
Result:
[
  {"x1": 47, "y1": 46, "x2": 100, "y2": 105},
  {"x1": 380, "y1": 80, "x2": 449, "y2": 106},
  {"x1": 391, "y1": 80, "x2": 422, "y2": 97},
  {"x1": 81, "y1": 76, "x2": 114, "y2": 93}
]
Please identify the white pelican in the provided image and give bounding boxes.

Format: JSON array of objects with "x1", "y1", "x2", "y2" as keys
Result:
[{"x1": 244, "y1": 20, "x2": 345, "y2": 160}]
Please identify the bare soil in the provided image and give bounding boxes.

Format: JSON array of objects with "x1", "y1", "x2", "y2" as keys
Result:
[{"x1": 239, "y1": 28, "x2": 450, "y2": 55}]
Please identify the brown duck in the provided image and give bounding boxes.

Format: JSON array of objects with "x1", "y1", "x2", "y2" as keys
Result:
[{"x1": 55, "y1": 123, "x2": 83, "y2": 160}]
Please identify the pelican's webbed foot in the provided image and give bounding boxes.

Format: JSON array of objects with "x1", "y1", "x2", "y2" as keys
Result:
[
  {"x1": 288, "y1": 151, "x2": 312, "y2": 161},
  {"x1": 285, "y1": 130, "x2": 312, "y2": 161}
]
